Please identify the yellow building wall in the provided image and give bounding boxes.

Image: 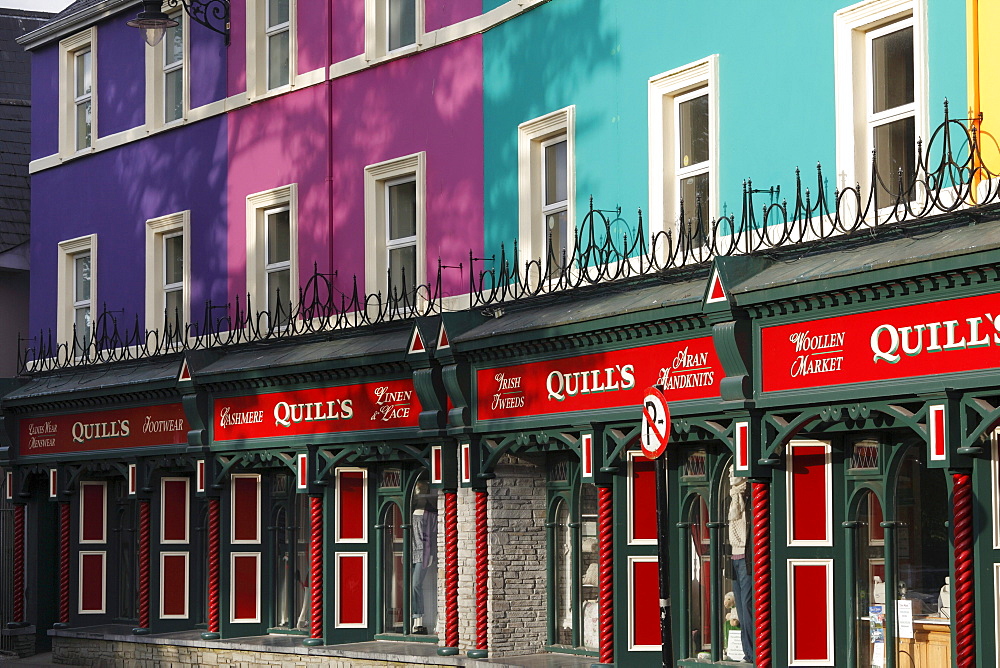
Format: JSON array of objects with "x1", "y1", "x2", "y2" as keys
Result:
[{"x1": 971, "y1": 0, "x2": 1000, "y2": 173}]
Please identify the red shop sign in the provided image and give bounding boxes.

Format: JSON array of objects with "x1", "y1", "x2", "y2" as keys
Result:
[
  {"x1": 761, "y1": 291, "x2": 1000, "y2": 393},
  {"x1": 20, "y1": 403, "x2": 188, "y2": 455},
  {"x1": 213, "y1": 378, "x2": 420, "y2": 441},
  {"x1": 476, "y1": 337, "x2": 722, "y2": 422}
]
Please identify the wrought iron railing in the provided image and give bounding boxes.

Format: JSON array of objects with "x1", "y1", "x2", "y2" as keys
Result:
[{"x1": 17, "y1": 103, "x2": 999, "y2": 374}]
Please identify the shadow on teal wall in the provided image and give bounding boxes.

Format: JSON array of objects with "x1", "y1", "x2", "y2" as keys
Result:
[{"x1": 483, "y1": 0, "x2": 966, "y2": 260}]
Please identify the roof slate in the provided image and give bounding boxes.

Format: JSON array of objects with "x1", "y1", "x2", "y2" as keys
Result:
[{"x1": 0, "y1": 8, "x2": 52, "y2": 256}]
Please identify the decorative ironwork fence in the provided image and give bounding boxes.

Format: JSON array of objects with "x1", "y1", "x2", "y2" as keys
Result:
[{"x1": 17, "y1": 103, "x2": 998, "y2": 374}]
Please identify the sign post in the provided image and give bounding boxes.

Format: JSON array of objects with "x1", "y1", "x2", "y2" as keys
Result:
[{"x1": 641, "y1": 385, "x2": 673, "y2": 667}]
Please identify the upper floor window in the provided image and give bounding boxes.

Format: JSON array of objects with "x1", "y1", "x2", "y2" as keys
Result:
[
  {"x1": 388, "y1": 0, "x2": 416, "y2": 52},
  {"x1": 57, "y1": 234, "x2": 97, "y2": 353},
  {"x1": 385, "y1": 176, "x2": 417, "y2": 292},
  {"x1": 518, "y1": 107, "x2": 575, "y2": 281},
  {"x1": 541, "y1": 136, "x2": 568, "y2": 274},
  {"x1": 364, "y1": 153, "x2": 426, "y2": 300},
  {"x1": 163, "y1": 17, "x2": 184, "y2": 122},
  {"x1": 145, "y1": 12, "x2": 187, "y2": 128},
  {"x1": 264, "y1": 205, "x2": 291, "y2": 317},
  {"x1": 74, "y1": 49, "x2": 93, "y2": 150},
  {"x1": 248, "y1": 0, "x2": 296, "y2": 97},
  {"x1": 648, "y1": 56, "x2": 718, "y2": 246},
  {"x1": 266, "y1": 0, "x2": 290, "y2": 89},
  {"x1": 868, "y1": 20, "x2": 915, "y2": 208},
  {"x1": 365, "y1": 0, "x2": 423, "y2": 59},
  {"x1": 145, "y1": 211, "x2": 190, "y2": 343},
  {"x1": 247, "y1": 186, "x2": 298, "y2": 328},
  {"x1": 834, "y1": 0, "x2": 927, "y2": 209},
  {"x1": 59, "y1": 28, "x2": 97, "y2": 156}
]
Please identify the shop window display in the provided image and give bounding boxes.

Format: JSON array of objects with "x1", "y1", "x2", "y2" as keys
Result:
[
  {"x1": 269, "y1": 475, "x2": 310, "y2": 631},
  {"x1": 546, "y1": 460, "x2": 598, "y2": 653},
  {"x1": 378, "y1": 471, "x2": 438, "y2": 637}
]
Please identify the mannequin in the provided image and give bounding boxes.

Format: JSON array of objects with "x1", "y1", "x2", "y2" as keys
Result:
[
  {"x1": 410, "y1": 482, "x2": 438, "y2": 634},
  {"x1": 728, "y1": 466, "x2": 754, "y2": 663}
]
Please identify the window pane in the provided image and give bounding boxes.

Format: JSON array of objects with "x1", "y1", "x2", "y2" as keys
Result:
[
  {"x1": 165, "y1": 22, "x2": 183, "y2": 66},
  {"x1": 268, "y1": 31, "x2": 290, "y2": 90},
  {"x1": 76, "y1": 50, "x2": 91, "y2": 97},
  {"x1": 388, "y1": 180, "x2": 417, "y2": 240},
  {"x1": 165, "y1": 69, "x2": 183, "y2": 123},
  {"x1": 545, "y1": 209, "x2": 568, "y2": 271},
  {"x1": 388, "y1": 0, "x2": 416, "y2": 51},
  {"x1": 544, "y1": 140, "x2": 567, "y2": 206},
  {"x1": 268, "y1": 0, "x2": 289, "y2": 28},
  {"x1": 872, "y1": 27, "x2": 914, "y2": 113},
  {"x1": 75, "y1": 305, "x2": 91, "y2": 345},
  {"x1": 75, "y1": 254, "x2": 91, "y2": 301},
  {"x1": 267, "y1": 267, "x2": 290, "y2": 315},
  {"x1": 76, "y1": 101, "x2": 92, "y2": 151},
  {"x1": 266, "y1": 209, "x2": 290, "y2": 264},
  {"x1": 855, "y1": 491, "x2": 886, "y2": 667},
  {"x1": 553, "y1": 499, "x2": 572, "y2": 646},
  {"x1": 688, "y1": 496, "x2": 711, "y2": 654},
  {"x1": 580, "y1": 484, "x2": 599, "y2": 651},
  {"x1": 893, "y1": 447, "x2": 949, "y2": 656},
  {"x1": 164, "y1": 235, "x2": 183, "y2": 285},
  {"x1": 679, "y1": 93, "x2": 709, "y2": 168},
  {"x1": 874, "y1": 116, "x2": 915, "y2": 208},
  {"x1": 165, "y1": 288, "x2": 183, "y2": 322},
  {"x1": 680, "y1": 171, "x2": 710, "y2": 239},
  {"x1": 382, "y1": 503, "x2": 404, "y2": 633},
  {"x1": 389, "y1": 245, "x2": 416, "y2": 290}
]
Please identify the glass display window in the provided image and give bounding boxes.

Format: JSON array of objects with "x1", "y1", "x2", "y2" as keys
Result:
[
  {"x1": 546, "y1": 456, "x2": 598, "y2": 654},
  {"x1": 376, "y1": 468, "x2": 439, "y2": 638}
]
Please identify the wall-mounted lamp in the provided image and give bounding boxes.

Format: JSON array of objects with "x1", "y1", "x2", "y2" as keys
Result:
[{"x1": 127, "y1": 0, "x2": 231, "y2": 46}]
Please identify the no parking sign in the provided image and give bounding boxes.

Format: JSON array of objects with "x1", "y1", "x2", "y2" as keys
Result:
[{"x1": 640, "y1": 385, "x2": 670, "y2": 459}]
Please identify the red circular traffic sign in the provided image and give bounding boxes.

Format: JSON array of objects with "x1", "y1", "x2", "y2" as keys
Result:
[{"x1": 640, "y1": 385, "x2": 670, "y2": 458}]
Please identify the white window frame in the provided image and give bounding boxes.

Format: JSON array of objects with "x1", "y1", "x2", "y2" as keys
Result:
[
  {"x1": 247, "y1": 0, "x2": 297, "y2": 99},
  {"x1": 145, "y1": 211, "x2": 190, "y2": 341},
  {"x1": 364, "y1": 0, "x2": 424, "y2": 60},
  {"x1": 364, "y1": 152, "x2": 426, "y2": 299},
  {"x1": 145, "y1": 8, "x2": 188, "y2": 128},
  {"x1": 57, "y1": 234, "x2": 97, "y2": 349},
  {"x1": 834, "y1": 0, "x2": 928, "y2": 197},
  {"x1": 648, "y1": 55, "x2": 719, "y2": 241},
  {"x1": 58, "y1": 28, "x2": 97, "y2": 157},
  {"x1": 247, "y1": 185, "x2": 298, "y2": 322},
  {"x1": 518, "y1": 106, "x2": 576, "y2": 274}
]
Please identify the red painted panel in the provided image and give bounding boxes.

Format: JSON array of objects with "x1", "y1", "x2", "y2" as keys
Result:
[
  {"x1": 869, "y1": 496, "x2": 884, "y2": 543},
  {"x1": 162, "y1": 479, "x2": 188, "y2": 542},
  {"x1": 792, "y1": 564, "x2": 829, "y2": 661},
  {"x1": 232, "y1": 555, "x2": 259, "y2": 621},
  {"x1": 298, "y1": 455, "x2": 308, "y2": 488},
  {"x1": 80, "y1": 552, "x2": 104, "y2": 612},
  {"x1": 432, "y1": 447, "x2": 442, "y2": 483},
  {"x1": 932, "y1": 407, "x2": 946, "y2": 458},
  {"x1": 338, "y1": 555, "x2": 365, "y2": 625},
  {"x1": 762, "y1": 292, "x2": 1000, "y2": 393},
  {"x1": 790, "y1": 446, "x2": 827, "y2": 543},
  {"x1": 338, "y1": 471, "x2": 365, "y2": 541},
  {"x1": 162, "y1": 554, "x2": 187, "y2": 617},
  {"x1": 632, "y1": 456, "x2": 657, "y2": 541},
  {"x1": 81, "y1": 483, "x2": 105, "y2": 543},
  {"x1": 232, "y1": 477, "x2": 259, "y2": 543},
  {"x1": 213, "y1": 378, "x2": 419, "y2": 442},
  {"x1": 19, "y1": 403, "x2": 188, "y2": 455},
  {"x1": 701, "y1": 557, "x2": 712, "y2": 645},
  {"x1": 477, "y1": 338, "x2": 721, "y2": 421},
  {"x1": 633, "y1": 559, "x2": 660, "y2": 647}
]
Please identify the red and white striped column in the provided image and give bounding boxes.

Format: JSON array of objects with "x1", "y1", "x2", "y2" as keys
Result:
[
  {"x1": 307, "y1": 494, "x2": 324, "y2": 643},
  {"x1": 752, "y1": 481, "x2": 771, "y2": 668},
  {"x1": 952, "y1": 472, "x2": 975, "y2": 668},
  {"x1": 597, "y1": 485, "x2": 614, "y2": 665}
]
